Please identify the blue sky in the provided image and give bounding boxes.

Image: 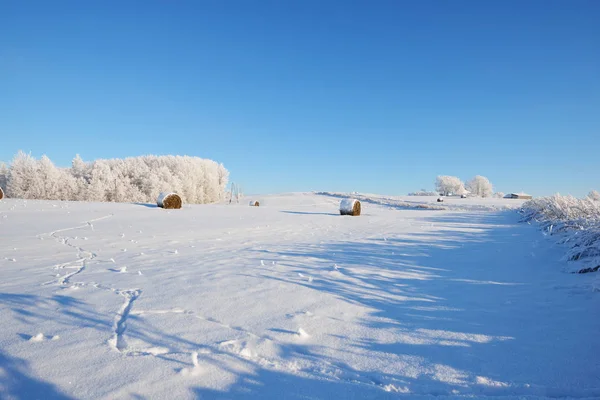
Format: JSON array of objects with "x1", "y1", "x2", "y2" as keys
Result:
[{"x1": 1, "y1": 1, "x2": 598, "y2": 197}]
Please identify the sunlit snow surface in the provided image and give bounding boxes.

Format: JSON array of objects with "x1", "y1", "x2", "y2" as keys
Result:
[{"x1": 1, "y1": 193, "x2": 599, "y2": 399}]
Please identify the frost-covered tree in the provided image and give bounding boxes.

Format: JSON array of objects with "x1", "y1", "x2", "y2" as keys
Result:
[
  {"x1": 71, "y1": 154, "x2": 88, "y2": 180},
  {"x1": 36, "y1": 155, "x2": 62, "y2": 200},
  {"x1": 7, "y1": 151, "x2": 39, "y2": 199},
  {"x1": 493, "y1": 192, "x2": 505, "y2": 199},
  {"x1": 466, "y1": 175, "x2": 493, "y2": 198},
  {"x1": 70, "y1": 155, "x2": 91, "y2": 201},
  {"x1": 217, "y1": 164, "x2": 230, "y2": 201},
  {"x1": 587, "y1": 190, "x2": 600, "y2": 202},
  {"x1": 435, "y1": 176, "x2": 465, "y2": 196},
  {"x1": 0, "y1": 161, "x2": 8, "y2": 194}
]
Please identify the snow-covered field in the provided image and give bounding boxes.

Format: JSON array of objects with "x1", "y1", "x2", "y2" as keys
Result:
[{"x1": 1, "y1": 193, "x2": 599, "y2": 399}]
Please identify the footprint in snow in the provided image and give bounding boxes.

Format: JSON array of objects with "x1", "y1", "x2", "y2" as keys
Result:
[
  {"x1": 179, "y1": 352, "x2": 202, "y2": 377},
  {"x1": 296, "y1": 328, "x2": 310, "y2": 339},
  {"x1": 23, "y1": 333, "x2": 60, "y2": 342}
]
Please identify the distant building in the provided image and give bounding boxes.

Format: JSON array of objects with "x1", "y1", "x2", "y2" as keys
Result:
[{"x1": 505, "y1": 193, "x2": 533, "y2": 200}]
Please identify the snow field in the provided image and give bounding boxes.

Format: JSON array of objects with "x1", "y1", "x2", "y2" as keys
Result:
[{"x1": 1, "y1": 192, "x2": 599, "y2": 399}]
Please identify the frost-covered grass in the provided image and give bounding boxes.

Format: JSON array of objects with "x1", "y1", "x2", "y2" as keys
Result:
[{"x1": 521, "y1": 194, "x2": 600, "y2": 274}]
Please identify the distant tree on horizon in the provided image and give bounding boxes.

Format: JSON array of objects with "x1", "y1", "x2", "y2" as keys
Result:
[
  {"x1": 466, "y1": 175, "x2": 494, "y2": 198},
  {"x1": 435, "y1": 175, "x2": 466, "y2": 196}
]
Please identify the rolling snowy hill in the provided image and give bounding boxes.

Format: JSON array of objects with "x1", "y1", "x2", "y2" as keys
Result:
[{"x1": 1, "y1": 193, "x2": 599, "y2": 399}]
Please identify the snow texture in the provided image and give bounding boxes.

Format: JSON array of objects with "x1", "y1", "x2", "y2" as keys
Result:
[{"x1": 0, "y1": 192, "x2": 599, "y2": 399}]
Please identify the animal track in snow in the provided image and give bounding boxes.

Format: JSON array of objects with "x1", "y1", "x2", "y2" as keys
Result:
[
  {"x1": 27, "y1": 333, "x2": 60, "y2": 342},
  {"x1": 59, "y1": 264, "x2": 87, "y2": 285},
  {"x1": 108, "y1": 289, "x2": 142, "y2": 353},
  {"x1": 179, "y1": 352, "x2": 202, "y2": 376},
  {"x1": 130, "y1": 308, "x2": 188, "y2": 316},
  {"x1": 296, "y1": 328, "x2": 311, "y2": 339}
]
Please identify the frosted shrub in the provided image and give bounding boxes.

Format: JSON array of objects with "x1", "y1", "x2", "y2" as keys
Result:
[
  {"x1": 588, "y1": 190, "x2": 600, "y2": 202},
  {"x1": 521, "y1": 194, "x2": 600, "y2": 273}
]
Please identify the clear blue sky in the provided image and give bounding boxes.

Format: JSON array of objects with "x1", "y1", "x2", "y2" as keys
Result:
[{"x1": 1, "y1": 1, "x2": 598, "y2": 197}]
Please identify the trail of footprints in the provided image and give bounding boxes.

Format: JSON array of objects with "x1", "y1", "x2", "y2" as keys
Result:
[
  {"x1": 109, "y1": 289, "x2": 142, "y2": 352},
  {"x1": 39, "y1": 215, "x2": 145, "y2": 355},
  {"x1": 38, "y1": 220, "x2": 399, "y2": 393}
]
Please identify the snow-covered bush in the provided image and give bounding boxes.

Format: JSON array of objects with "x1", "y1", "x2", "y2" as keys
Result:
[
  {"x1": 466, "y1": 175, "x2": 493, "y2": 198},
  {"x1": 588, "y1": 190, "x2": 600, "y2": 202},
  {"x1": 2, "y1": 152, "x2": 229, "y2": 204},
  {"x1": 493, "y1": 192, "x2": 505, "y2": 198},
  {"x1": 521, "y1": 194, "x2": 600, "y2": 274},
  {"x1": 435, "y1": 176, "x2": 466, "y2": 196}
]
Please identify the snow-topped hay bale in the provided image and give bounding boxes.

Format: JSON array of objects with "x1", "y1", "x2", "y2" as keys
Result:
[
  {"x1": 249, "y1": 200, "x2": 260, "y2": 207},
  {"x1": 157, "y1": 192, "x2": 182, "y2": 209},
  {"x1": 437, "y1": 197, "x2": 444, "y2": 202},
  {"x1": 340, "y1": 198, "x2": 361, "y2": 216},
  {"x1": 0, "y1": 187, "x2": 3, "y2": 200}
]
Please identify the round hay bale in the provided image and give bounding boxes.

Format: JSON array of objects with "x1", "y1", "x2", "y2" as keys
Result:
[
  {"x1": 249, "y1": 201, "x2": 260, "y2": 207},
  {"x1": 340, "y1": 198, "x2": 361, "y2": 216},
  {"x1": 437, "y1": 197, "x2": 444, "y2": 203},
  {"x1": 0, "y1": 187, "x2": 3, "y2": 200},
  {"x1": 157, "y1": 192, "x2": 182, "y2": 209}
]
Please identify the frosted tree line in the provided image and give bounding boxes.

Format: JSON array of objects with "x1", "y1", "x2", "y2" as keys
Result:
[
  {"x1": 434, "y1": 175, "x2": 495, "y2": 197},
  {"x1": 0, "y1": 151, "x2": 229, "y2": 204}
]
